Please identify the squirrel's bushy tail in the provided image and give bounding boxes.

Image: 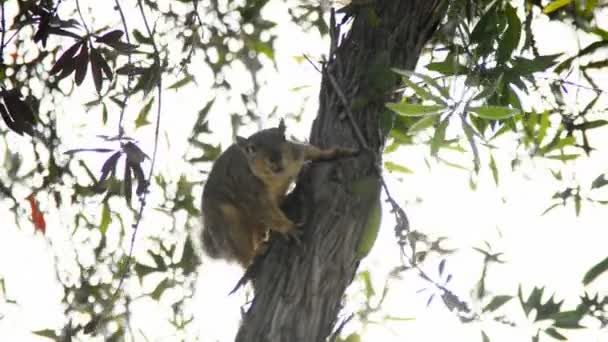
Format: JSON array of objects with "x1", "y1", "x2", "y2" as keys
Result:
[{"x1": 201, "y1": 225, "x2": 222, "y2": 259}]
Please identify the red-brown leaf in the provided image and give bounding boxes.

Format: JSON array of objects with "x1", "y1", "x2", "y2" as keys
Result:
[{"x1": 27, "y1": 194, "x2": 46, "y2": 234}]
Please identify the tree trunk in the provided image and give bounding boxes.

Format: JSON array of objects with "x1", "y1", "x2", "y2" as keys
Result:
[{"x1": 236, "y1": 2, "x2": 447, "y2": 341}]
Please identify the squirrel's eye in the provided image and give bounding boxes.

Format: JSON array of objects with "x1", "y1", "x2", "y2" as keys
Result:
[{"x1": 246, "y1": 145, "x2": 256, "y2": 154}]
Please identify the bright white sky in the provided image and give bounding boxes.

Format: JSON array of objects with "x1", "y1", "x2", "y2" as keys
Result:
[{"x1": 1, "y1": 1, "x2": 607, "y2": 341}]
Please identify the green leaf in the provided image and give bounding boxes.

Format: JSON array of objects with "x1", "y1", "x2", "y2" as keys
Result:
[
  {"x1": 511, "y1": 54, "x2": 561, "y2": 75},
  {"x1": 497, "y1": 4, "x2": 521, "y2": 64},
  {"x1": 99, "y1": 202, "x2": 111, "y2": 235},
  {"x1": 489, "y1": 154, "x2": 499, "y2": 186},
  {"x1": 359, "y1": 271, "x2": 375, "y2": 299},
  {"x1": 469, "y1": 106, "x2": 519, "y2": 120},
  {"x1": 483, "y1": 295, "x2": 512, "y2": 312},
  {"x1": 32, "y1": 330, "x2": 57, "y2": 339},
  {"x1": 357, "y1": 198, "x2": 382, "y2": 259},
  {"x1": 384, "y1": 315, "x2": 415, "y2": 322},
  {"x1": 431, "y1": 117, "x2": 449, "y2": 156},
  {"x1": 574, "y1": 194, "x2": 581, "y2": 216},
  {"x1": 150, "y1": 278, "x2": 171, "y2": 300},
  {"x1": 427, "y1": 54, "x2": 467, "y2": 75},
  {"x1": 167, "y1": 75, "x2": 194, "y2": 90},
  {"x1": 591, "y1": 174, "x2": 608, "y2": 189},
  {"x1": 550, "y1": 310, "x2": 584, "y2": 329},
  {"x1": 544, "y1": 327, "x2": 567, "y2": 340},
  {"x1": 400, "y1": 76, "x2": 447, "y2": 105},
  {"x1": 392, "y1": 69, "x2": 450, "y2": 99},
  {"x1": 386, "y1": 103, "x2": 445, "y2": 117},
  {"x1": 583, "y1": 256, "x2": 608, "y2": 285},
  {"x1": 134, "y1": 262, "x2": 157, "y2": 280},
  {"x1": 541, "y1": 202, "x2": 562, "y2": 216},
  {"x1": 135, "y1": 98, "x2": 153, "y2": 128},
  {"x1": 101, "y1": 102, "x2": 108, "y2": 125},
  {"x1": 408, "y1": 114, "x2": 438, "y2": 134},
  {"x1": 481, "y1": 330, "x2": 490, "y2": 342},
  {"x1": 540, "y1": 135, "x2": 575, "y2": 154},
  {"x1": 343, "y1": 333, "x2": 362, "y2": 342},
  {"x1": 579, "y1": 120, "x2": 608, "y2": 130},
  {"x1": 543, "y1": 0, "x2": 572, "y2": 14},
  {"x1": 537, "y1": 111, "x2": 550, "y2": 145},
  {"x1": 545, "y1": 154, "x2": 580, "y2": 161},
  {"x1": 384, "y1": 161, "x2": 413, "y2": 174}
]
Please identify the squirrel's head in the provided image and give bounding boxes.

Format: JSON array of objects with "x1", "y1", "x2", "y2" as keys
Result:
[{"x1": 236, "y1": 119, "x2": 288, "y2": 177}]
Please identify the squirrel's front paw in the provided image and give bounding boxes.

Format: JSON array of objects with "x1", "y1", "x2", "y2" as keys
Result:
[{"x1": 337, "y1": 147, "x2": 360, "y2": 157}]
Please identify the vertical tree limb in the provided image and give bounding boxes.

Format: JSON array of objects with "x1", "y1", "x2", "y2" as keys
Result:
[{"x1": 236, "y1": 2, "x2": 448, "y2": 341}]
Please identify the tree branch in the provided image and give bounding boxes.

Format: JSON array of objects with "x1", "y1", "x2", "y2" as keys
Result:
[{"x1": 235, "y1": 2, "x2": 448, "y2": 341}]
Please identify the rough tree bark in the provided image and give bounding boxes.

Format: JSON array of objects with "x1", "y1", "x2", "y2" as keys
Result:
[{"x1": 236, "y1": 1, "x2": 448, "y2": 341}]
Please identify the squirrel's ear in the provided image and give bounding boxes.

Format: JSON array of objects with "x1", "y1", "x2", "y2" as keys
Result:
[
  {"x1": 278, "y1": 119, "x2": 286, "y2": 135},
  {"x1": 236, "y1": 136, "x2": 248, "y2": 148}
]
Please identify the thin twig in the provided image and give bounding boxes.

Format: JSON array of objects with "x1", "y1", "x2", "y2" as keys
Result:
[
  {"x1": 1, "y1": 0, "x2": 6, "y2": 65},
  {"x1": 114, "y1": 0, "x2": 134, "y2": 137},
  {"x1": 74, "y1": 0, "x2": 91, "y2": 37},
  {"x1": 325, "y1": 71, "x2": 369, "y2": 150},
  {"x1": 102, "y1": 0, "x2": 164, "y2": 331}
]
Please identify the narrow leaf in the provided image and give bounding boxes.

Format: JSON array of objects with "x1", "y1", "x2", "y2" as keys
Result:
[
  {"x1": 469, "y1": 106, "x2": 519, "y2": 120},
  {"x1": 135, "y1": 98, "x2": 153, "y2": 128},
  {"x1": 583, "y1": 256, "x2": 608, "y2": 285},
  {"x1": 386, "y1": 103, "x2": 445, "y2": 117},
  {"x1": 99, "y1": 202, "x2": 111, "y2": 235},
  {"x1": 483, "y1": 295, "x2": 512, "y2": 312},
  {"x1": 384, "y1": 161, "x2": 413, "y2": 174},
  {"x1": 543, "y1": 0, "x2": 573, "y2": 14},
  {"x1": 74, "y1": 43, "x2": 89, "y2": 85}
]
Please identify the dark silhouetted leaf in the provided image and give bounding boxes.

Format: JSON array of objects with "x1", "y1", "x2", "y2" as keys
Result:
[
  {"x1": 130, "y1": 162, "x2": 147, "y2": 196},
  {"x1": 496, "y1": 4, "x2": 521, "y2": 64},
  {"x1": 64, "y1": 148, "x2": 114, "y2": 155},
  {"x1": 1, "y1": 89, "x2": 35, "y2": 136},
  {"x1": 50, "y1": 41, "x2": 83, "y2": 76},
  {"x1": 74, "y1": 43, "x2": 89, "y2": 85},
  {"x1": 124, "y1": 160, "x2": 132, "y2": 204},
  {"x1": 96, "y1": 29, "x2": 124, "y2": 44},
  {"x1": 90, "y1": 48, "x2": 103, "y2": 92},
  {"x1": 0, "y1": 103, "x2": 23, "y2": 135},
  {"x1": 99, "y1": 151, "x2": 122, "y2": 183},
  {"x1": 47, "y1": 27, "x2": 82, "y2": 40},
  {"x1": 122, "y1": 142, "x2": 148, "y2": 164}
]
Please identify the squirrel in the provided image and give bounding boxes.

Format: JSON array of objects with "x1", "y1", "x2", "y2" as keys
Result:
[{"x1": 201, "y1": 119, "x2": 357, "y2": 267}]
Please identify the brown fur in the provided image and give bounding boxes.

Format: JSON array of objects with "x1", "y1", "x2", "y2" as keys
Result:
[{"x1": 200, "y1": 119, "x2": 356, "y2": 267}]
